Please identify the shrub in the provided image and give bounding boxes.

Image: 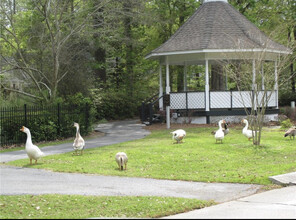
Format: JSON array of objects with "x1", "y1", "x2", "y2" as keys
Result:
[
  {"x1": 280, "y1": 119, "x2": 293, "y2": 129},
  {"x1": 279, "y1": 106, "x2": 296, "y2": 122},
  {"x1": 279, "y1": 90, "x2": 296, "y2": 106},
  {"x1": 90, "y1": 89, "x2": 141, "y2": 121}
]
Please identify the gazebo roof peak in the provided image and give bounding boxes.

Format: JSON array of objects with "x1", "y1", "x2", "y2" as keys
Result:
[
  {"x1": 203, "y1": 0, "x2": 228, "y2": 3},
  {"x1": 146, "y1": 1, "x2": 292, "y2": 64}
]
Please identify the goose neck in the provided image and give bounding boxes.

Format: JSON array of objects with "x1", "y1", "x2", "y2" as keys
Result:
[
  {"x1": 25, "y1": 130, "x2": 33, "y2": 145},
  {"x1": 243, "y1": 120, "x2": 249, "y2": 130},
  {"x1": 76, "y1": 126, "x2": 80, "y2": 137},
  {"x1": 218, "y1": 121, "x2": 223, "y2": 130}
]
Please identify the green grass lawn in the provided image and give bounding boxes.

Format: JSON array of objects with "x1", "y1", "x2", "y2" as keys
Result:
[
  {"x1": 0, "y1": 194, "x2": 215, "y2": 219},
  {"x1": 6, "y1": 125, "x2": 296, "y2": 185}
]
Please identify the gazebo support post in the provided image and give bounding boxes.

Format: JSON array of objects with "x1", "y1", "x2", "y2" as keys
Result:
[
  {"x1": 252, "y1": 59, "x2": 257, "y2": 110},
  {"x1": 159, "y1": 64, "x2": 163, "y2": 111},
  {"x1": 274, "y1": 59, "x2": 278, "y2": 109},
  {"x1": 165, "y1": 56, "x2": 171, "y2": 129},
  {"x1": 261, "y1": 62, "x2": 265, "y2": 91},
  {"x1": 205, "y1": 59, "x2": 210, "y2": 124},
  {"x1": 184, "y1": 62, "x2": 188, "y2": 92}
]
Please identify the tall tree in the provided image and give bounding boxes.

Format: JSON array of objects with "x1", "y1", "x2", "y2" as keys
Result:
[
  {"x1": 146, "y1": 0, "x2": 199, "y2": 92},
  {"x1": 92, "y1": 3, "x2": 106, "y2": 87},
  {"x1": 230, "y1": 0, "x2": 296, "y2": 96},
  {"x1": 0, "y1": 0, "x2": 108, "y2": 102}
]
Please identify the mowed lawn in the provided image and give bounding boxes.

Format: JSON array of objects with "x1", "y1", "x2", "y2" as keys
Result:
[
  {"x1": 0, "y1": 194, "x2": 215, "y2": 219},
  {"x1": 6, "y1": 125, "x2": 296, "y2": 185}
]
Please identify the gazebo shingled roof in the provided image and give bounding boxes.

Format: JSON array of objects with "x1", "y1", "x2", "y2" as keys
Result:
[{"x1": 146, "y1": 0, "x2": 292, "y2": 63}]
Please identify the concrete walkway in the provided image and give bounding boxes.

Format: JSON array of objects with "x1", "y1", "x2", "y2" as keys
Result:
[
  {"x1": 162, "y1": 185, "x2": 296, "y2": 219},
  {"x1": 1, "y1": 119, "x2": 295, "y2": 219}
]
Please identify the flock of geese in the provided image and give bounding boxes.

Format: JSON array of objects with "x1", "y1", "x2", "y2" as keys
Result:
[
  {"x1": 19, "y1": 122, "x2": 129, "y2": 169},
  {"x1": 20, "y1": 119, "x2": 295, "y2": 167},
  {"x1": 212, "y1": 118, "x2": 259, "y2": 143},
  {"x1": 171, "y1": 118, "x2": 296, "y2": 144}
]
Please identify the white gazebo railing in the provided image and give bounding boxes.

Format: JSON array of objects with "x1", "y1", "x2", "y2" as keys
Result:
[
  {"x1": 170, "y1": 92, "x2": 205, "y2": 109},
  {"x1": 170, "y1": 90, "x2": 277, "y2": 110}
]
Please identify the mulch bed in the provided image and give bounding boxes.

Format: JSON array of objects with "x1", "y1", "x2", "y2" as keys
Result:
[
  {"x1": 143, "y1": 120, "x2": 284, "y2": 131},
  {"x1": 144, "y1": 122, "x2": 231, "y2": 131}
]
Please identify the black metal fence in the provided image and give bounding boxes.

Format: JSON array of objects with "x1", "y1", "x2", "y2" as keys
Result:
[
  {"x1": 140, "y1": 94, "x2": 166, "y2": 125},
  {"x1": 0, "y1": 103, "x2": 91, "y2": 147}
]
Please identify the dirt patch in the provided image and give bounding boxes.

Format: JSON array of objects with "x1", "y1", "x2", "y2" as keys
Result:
[
  {"x1": 143, "y1": 121, "x2": 284, "y2": 131},
  {"x1": 144, "y1": 122, "x2": 220, "y2": 131}
]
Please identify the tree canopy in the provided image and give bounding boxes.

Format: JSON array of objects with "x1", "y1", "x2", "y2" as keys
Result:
[{"x1": 0, "y1": 0, "x2": 295, "y2": 119}]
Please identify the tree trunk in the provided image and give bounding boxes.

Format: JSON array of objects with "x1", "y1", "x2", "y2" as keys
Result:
[
  {"x1": 292, "y1": 27, "x2": 296, "y2": 92},
  {"x1": 288, "y1": 27, "x2": 295, "y2": 93},
  {"x1": 211, "y1": 64, "x2": 225, "y2": 91},
  {"x1": 93, "y1": 6, "x2": 106, "y2": 87},
  {"x1": 94, "y1": 47, "x2": 106, "y2": 86},
  {"x1": 176, "y1": 2, "x2": 186, "y2": 92},
  {"x1": 177, "y1": 66, "x2": 184, "y2": 92},
  {"x1": 123, "y1": 1, "x2": 134, "y2": 97},
  {"x1": 291, "y1": 63, "x2": 295, "y2": 92}
]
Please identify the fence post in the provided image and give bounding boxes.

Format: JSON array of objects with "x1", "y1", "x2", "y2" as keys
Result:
[
  {"x1": 24, "y1": 104, "x2": 27, "y2": 126},
  {"x1": 141, "y1": 102, "x2": 145, "y2": 123},
  {"x1": 149, "y1": 103, "x2": 153, "y2": 125}
]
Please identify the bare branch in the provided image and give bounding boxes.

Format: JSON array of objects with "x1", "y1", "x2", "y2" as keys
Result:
[{"x1": 0, "y1": 83, "x2": 43, "y2": 100}]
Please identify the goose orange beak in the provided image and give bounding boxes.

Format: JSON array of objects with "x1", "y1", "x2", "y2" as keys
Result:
[{"x1": 20, "y1": 126, "x2": 24, "y2": 132}]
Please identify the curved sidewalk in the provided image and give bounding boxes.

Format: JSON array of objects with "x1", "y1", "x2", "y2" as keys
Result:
[{"x1": 0, "y1": 120, "x2": 151, "y2": 163}]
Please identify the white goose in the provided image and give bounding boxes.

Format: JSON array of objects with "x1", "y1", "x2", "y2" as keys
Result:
[
  {"x1": 171, "y1": 129, "x2": 186, "y2": 144},
  {"x1": 215, "y1": 120, "x2": 226, "y2": 143},
  {"x1": 211, "y1": 121, "x2": 229, "y2": 136},
  {"x1": 73, "y1": 122, "x2": 85, "y2": 155},
  {"x1": 20, "y1": 126, "x2": 44, "y2": 165},
  {"x1": 241, "y1": 119, "x2": 257, "y2": 141},
  {"x1": 115, "y1": 152, "x2": 128, "y2": 170}
]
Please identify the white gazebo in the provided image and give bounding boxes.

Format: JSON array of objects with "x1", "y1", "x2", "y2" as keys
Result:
[{"x1": 144, "y1": 0, "x2": 292, "y2": 128}]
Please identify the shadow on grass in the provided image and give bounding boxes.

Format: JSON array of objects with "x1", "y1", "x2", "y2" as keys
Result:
[{"x1": 22, "y1": 162, "x2": 45, "y2": 168}]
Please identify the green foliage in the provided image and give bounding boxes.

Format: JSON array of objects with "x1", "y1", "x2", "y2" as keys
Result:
[
  {"x1": 90, "y1": 89, "x2": 142, "y2": 120},
  {"x1": 61, "y1": 93, "x2": 96, "y2": 135},
  {"x1": 29, "y1": 117, "x2": 59, "y2": 142},
  {"x1": 279, "y1": 90, "x2": 296, "y2": 106},
  {"x1": 280, "y1": 119, "x2": 293, "y2": 129},
  {"x1": 1, "y1": 0, "x2": 294, "y2": 121}
]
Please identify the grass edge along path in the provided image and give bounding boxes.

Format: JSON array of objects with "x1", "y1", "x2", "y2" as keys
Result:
[
  {"x1": 0, "y1": 194, "x2": 215, "y2": 219},
  {"x1": 5, "y1": 126, "x2": 296, "y2": 185},
  {"x1": 0, "y1": 131, "x2": 105, "y2": 153}
]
